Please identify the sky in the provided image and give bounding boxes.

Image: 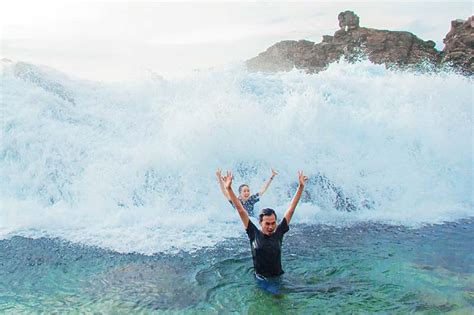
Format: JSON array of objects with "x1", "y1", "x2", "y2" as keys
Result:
[{"x1": 1, "y1": 0, "x2": 472, "y2": 81}]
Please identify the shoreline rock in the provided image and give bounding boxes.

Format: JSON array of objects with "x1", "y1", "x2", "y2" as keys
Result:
[
  {"x1": 247, "y1": 11, "x2": 473, "y2": 75},
  {"x1": 441, "y1": 16, "x2": 474, "y2": 75}
]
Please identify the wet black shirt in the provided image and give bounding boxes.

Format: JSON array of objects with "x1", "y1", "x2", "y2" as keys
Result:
[{"x1": 246, "y1": 218, "x2": 289, "y2": 278}]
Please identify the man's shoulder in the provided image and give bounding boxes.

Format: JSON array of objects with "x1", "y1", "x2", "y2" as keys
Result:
[
  {"x1": 279, "y1": 217, "x2": 288, "y2": 226},
  {"x1": 246, "y1": 219, "x2": 260, "y2": 239},
  {"x1": 246, "y1": 219, "x2": 258, "y2": 231},
  {"x1": 277, "y1": 218, "x2": 289, "y2": 234}
]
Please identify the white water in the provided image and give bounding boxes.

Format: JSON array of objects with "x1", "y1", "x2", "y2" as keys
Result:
[{"x1": 1, "y1": 60, "x2": 472, "y2": 254}]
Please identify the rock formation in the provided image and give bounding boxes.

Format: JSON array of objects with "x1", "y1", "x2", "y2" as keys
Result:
[
  {"x1": 247, "y1": 11, "x2": 473, "y2": 75},
  {"x1": 441, "y1": 16, "x2": 474, "y2": 75}
]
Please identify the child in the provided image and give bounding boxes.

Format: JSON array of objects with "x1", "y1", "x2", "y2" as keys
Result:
[{"x1": 216, "y1": 168, "x2": 277, "y2": 217}]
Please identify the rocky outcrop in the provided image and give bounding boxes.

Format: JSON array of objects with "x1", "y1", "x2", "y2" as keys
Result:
[
  {"x1": 247, "y1": 11, "x2": 472, "y2": 75},
  {"x1": 441, "y1": 16, "x2": 474, "y2": 74}
]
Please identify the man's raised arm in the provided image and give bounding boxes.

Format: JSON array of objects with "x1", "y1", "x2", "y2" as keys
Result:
[
  {"x1": 283, "y1": 171, "x2": 308, "y2": 225},
  {"x1": 222, "y1": 170, "x2": 250, "y2": 228},
  {"x1": 216, "y1": 168, "x2": 231, "y2": 201}
]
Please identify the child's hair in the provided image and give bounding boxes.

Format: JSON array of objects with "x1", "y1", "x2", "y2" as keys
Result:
[
  {"x1": 259, "y1": 208, "x2": 277, "y2": 222},
  {"x1": 238, "y1": 184, "x2": 249, "y2": 194}
]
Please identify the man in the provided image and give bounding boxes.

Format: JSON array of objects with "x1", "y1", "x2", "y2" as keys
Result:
[
  {"x1": 216, "y1": 168, "x2": 278, "y2": 217},
  {"x1": 220, "y1": 170, "x2": 307, "y2": 281}
]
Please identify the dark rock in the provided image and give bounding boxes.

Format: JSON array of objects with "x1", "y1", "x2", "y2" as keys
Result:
[
  {"x1": 247, "y1": 11, "x2": 473, "y2": 75},
  {"x1": 441, "y1": 16, "x2": 474, "y2": 74},
  {"x1": 287, "y1": 172, "x2": 371, "y2": 212},
  {"x1": 338, "y1": 10, "x2": 360, "y2": 30}
]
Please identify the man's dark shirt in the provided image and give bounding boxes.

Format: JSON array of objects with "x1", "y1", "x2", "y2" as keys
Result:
[{"x1": 245, "y1": 218, "x2": 289, "y2": 278}]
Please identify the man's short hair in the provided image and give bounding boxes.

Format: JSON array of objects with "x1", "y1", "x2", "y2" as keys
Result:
[
  {"x1": 238, "y1": 184, "x2": 249, "y2": 194},
  {"x1": 259, "y1": 208, "x2": 277, "y2": 222}
]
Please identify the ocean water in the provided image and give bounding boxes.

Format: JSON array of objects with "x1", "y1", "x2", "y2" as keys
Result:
[
  {"x1": 1, "y1": 59, "x2": 473, "y2": 313},
  {"x1": 1, "y1": 221, "x2": 473, "y2": 313}
]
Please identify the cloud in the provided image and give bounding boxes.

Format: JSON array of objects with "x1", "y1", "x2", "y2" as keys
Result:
[{"x1": 2, "y1": 1, "x2": 471, "y2": 81}]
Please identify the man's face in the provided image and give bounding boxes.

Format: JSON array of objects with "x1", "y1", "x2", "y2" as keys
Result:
[
  {"x1": 240, "y1": 186, "x2": 250, "y2": 200},
  {"x1": 259, "y1": 214, "x2": 276, "y2": 235}
]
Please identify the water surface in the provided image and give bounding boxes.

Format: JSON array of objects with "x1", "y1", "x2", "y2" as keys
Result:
[{"x1": 1, "y1": 219, "x2": 472, "y2": 313}]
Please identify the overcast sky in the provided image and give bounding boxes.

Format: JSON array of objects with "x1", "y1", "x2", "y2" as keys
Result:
[{"x1": 1, "y1": 0, "x2": 472, "y2": 81}]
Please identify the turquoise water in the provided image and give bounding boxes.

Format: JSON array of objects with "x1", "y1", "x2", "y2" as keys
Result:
[
  {"x1": 1, "y1": 219, "x2": 472, "y2": 313},
  {"x1": 1, "y1": 59, "x2": 473, "y2": 313}
]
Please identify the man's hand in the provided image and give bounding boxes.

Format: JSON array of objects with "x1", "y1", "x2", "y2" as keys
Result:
[
  {"x1": 216, "y1": 168, "x2": 232, "y2": 200},
  {"x1": 298, "y1": 170, "x2": 308, "y2": 187},
  {"x1": 284, "y1": 170, "x2": 307, "y2": 224},
  {"x1": 222, "y1": 171, "x2": 233, "y2": 189},
  {"x1": 222, "y1": 170, "x2": 249, "y2": 228}
]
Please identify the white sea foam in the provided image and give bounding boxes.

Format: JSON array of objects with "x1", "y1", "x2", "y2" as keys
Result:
[{"x1": 1, "y1": 60, "x2": 472, "y2": 254}]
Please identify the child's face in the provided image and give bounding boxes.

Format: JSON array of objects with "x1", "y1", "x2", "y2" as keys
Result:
[{"x1": 240, "y1": 186, "x2": 250, "y2": 199}]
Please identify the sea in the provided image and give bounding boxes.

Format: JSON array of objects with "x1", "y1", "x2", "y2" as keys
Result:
[{"x1": 1, "y1": 59, "x2": 473, "y2": 313}]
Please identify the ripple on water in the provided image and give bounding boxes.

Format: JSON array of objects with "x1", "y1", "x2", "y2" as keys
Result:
[{"x1": 1, "y1": 219, "x2": 473, "y2": 313}]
